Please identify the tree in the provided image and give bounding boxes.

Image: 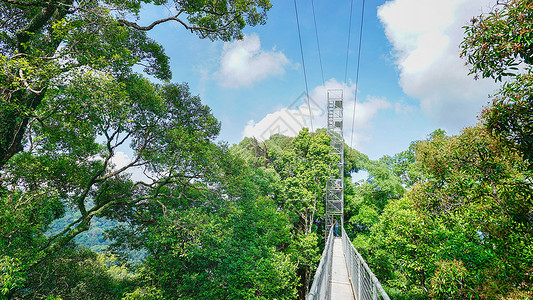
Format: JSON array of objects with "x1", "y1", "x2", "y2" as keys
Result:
[
  {"x1": 481, "y1": 74, "x2": 533, "y2": 167},
  {"x1": 22, "y1": 249, "x2": 136, "y2": 299},
  {"x1": 267, "y1": 128, "x2": 337, "y2": 299},
  {"x1": 342, "y1": 141, "x2": 409, "y2": 243},
  {"x1": 345, "y1": 159, "x2": 404, "y2": 236},
  {"x1": 378, "y1": 141, "x2": 421, "y2": 188},
  {"x1": 0, "y1": 77, "x2": 222, "y2": 298},
  {"x1": 461, "y1": 0, "x2": 533, "y2": 167},
  {"x1": 275, "y1": 129, "x2": 337, "y2": 235},
  {"x1": 107, "y1": 148, "x2": 299, "y2": 300},
  {"x1": 364, "y1": 126, "x2": 533, "y2": 299},
  {"x1": 0, "y1": 0, "x2": 272, "y2": 168},
  {"x1": 1, "y1": 1, "x2": 272, "y2": 296},
  {"x1": 232, "y1": 129, "x2": 340, "y2": 299}
]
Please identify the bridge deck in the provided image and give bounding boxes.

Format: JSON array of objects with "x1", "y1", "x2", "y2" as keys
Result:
[{"x1": 330, "y1": 237, "x2": 354, "y2": 299}]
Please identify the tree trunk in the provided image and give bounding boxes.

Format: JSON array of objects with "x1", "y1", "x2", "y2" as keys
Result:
[{"x1": 0, "y1": 91, "x2": 44, "y2": 168}]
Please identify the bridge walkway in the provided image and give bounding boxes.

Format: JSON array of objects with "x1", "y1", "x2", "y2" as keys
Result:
[
  {"x1": 308, "y1": 227, "x2": 390, "y2": 300},
  {"x1": 330, "y1": 237, "x2": 354, "y2": 299}
]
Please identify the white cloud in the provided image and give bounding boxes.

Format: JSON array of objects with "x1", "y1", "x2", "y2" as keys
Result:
[
  {"x1": 243, "y1": 110, "x2": 305, "y2": 141},
  {"x1": 395, "y1": 102, "x2": 416, "y2": 115},
  {"x1": 378, "y1": 0, "x2": 499, "y2": 132},
  {"x1": 243, "y1": 78, "x2": 393, "y2": 145},
  {"x1": 109, "y1": 151, "x2": 128, "y2": 170},
  {"x1": 216, "y1": 34, "x2": 290, "y2": 88},
  {"x1": 110, "y1": 151, "x2": 151, "y2": 183},
  {"x1": 351, "y1": 96, "x2": 392, "y2": 128}
]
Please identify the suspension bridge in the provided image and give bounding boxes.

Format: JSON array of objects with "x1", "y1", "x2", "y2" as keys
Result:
[
  {"x1": 307, "y1": 90, "x2": 389, "y2": 300},
  {"x1": 293, "y1": 0, "x2": 389, "y2": 297}
]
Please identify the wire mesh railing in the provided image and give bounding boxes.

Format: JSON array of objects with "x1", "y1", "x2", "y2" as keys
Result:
[
  {"x1": 307, "y1": 227, "x2": 334, "y2": 300},
  {"x1": 342, "y1": 227, "x2": 390, "y2": 300}
]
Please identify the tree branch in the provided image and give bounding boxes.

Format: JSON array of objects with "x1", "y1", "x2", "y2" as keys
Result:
[
  {"x1": 15, "y1": 3, "x2": 56, "y2": 52},
  {"x1": 117, "y1": 14, "x2": 185, "y2": 31},
  {"x1": 2, "y1": 0, "x2": 56, "y2": 7},
  {"x1": 97, "y1": 129, "x2": 152, "y2": 181},
  {"x1": 117, "y1": 13, "x2": 231, "y2": 35}
]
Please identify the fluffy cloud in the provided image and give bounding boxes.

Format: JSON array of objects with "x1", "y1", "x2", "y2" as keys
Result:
[
  {"x1": 109, "y1": 151, "x2": 131, "y2": 170},
  {"x1": 378, "y1": 0, "x2": 499, "y2": 131},
  {"x1": 243, "y1": 78, "x2": 394, "y2": 144},
  {"x1": 217, "y1": 34, "x2": 290, "y2": 88},
  {"x1": 243, "y1": 110, "x2": 306, "y2": 141},
  {"x1": 109, "y1": 151, "x2": 151, "y2": 183}
]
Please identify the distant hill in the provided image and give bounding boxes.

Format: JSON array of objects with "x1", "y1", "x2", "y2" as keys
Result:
[
  {"x1": 47, "y1": 208, "x2": 116, "y2": 252},
  {"x1": 47, "y1": 208, "x2": 146, "y2": 262}
]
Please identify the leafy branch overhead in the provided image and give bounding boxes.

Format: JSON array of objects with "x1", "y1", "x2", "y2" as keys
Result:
[
  {"x1": 461, "y1": 0, "x2": 533, "y2": 168},
  {"x1": 1, "y1": 1, "x2": 273, "y2": 298},
  {"x1": 117, "y1": 0, "x2": 272, "y2": 41},
  {"x1": 461, "y1": 0, "x2": 533, "y2": 81},
  {"x1": 0, "y1": 0, "x2": 271, "y2": 167}
]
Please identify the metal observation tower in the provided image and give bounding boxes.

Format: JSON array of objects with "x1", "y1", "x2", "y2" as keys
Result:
[
  {"x1": 325, "y1": 89, "x2": 344, "y2": 232},
  {"x1": 308, "y1": 89, "x2": 390, "y2": 300}
]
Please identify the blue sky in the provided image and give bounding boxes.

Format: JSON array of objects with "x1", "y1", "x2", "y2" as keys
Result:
[{"x1": 137, "y1": 0, "x2": 500, "y2": 160}]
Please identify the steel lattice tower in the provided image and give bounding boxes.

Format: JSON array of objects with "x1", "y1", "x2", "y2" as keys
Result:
[{"x1": 325, "y1": 89, "x2": 344, "y2": 234}]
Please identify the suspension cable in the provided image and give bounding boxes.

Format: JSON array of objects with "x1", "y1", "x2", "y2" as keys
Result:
[
  {"x1": 311, "y1": 0, "x2": 325, "y2": 87},
  {"x1": 343, "y1": 0, "x2": 355, "y2": 85},
  {"x1": 293, "y1": 0, "x2": 314, "y2": 132},
  {"x1": 349, "y1": 0, "x2": 365, "y2": 149}
]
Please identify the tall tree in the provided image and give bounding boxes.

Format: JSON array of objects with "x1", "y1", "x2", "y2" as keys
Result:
[
  {"x1": 364, "y1": 126, "x2": 533, "y2": 299},
  {"x1": 0, "y1": 76, "x2": 221, "y2": 298},
  {"x1": 267, "y1": 128, "x2": 336, "y2": 298},
  {"x1": 106, "y1": 147, "x2": 299, "y2": 300},
  {"x1": 344, "y1": 154, "x2": 405, "y2": 237},
  {"x1": 231, "y1": 129, "x2": 340, "y2": 299},
  {"x1": 0, "y1": 0, "x2": 272, "y2": 167},
  {"x1": 275, "y1": 129, "x2": 337, "y2": 235},
  {"x1": 1, "y1": 1, "x2": 272, "y2": 297}
]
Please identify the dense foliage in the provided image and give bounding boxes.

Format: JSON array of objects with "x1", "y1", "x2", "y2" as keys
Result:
[
  {"x1": 0, "y1": 1, "x2": 284, "y2": 299},
  {"x1": 461, "y1": 0, "x2": 533, "y2": 168},
  {"x1": 353, "y1": 127, "x2": 532, "y2": 299},
  {"x1": 1, "y1": 0, "x2": 533, "y2": 299},
  {"x1": 345, "y1": 3, "x2": 533, "y2": 298},
  {"x1": 231, "y1": 130, "x2": 340, "y2": 299},
  {"x1": 0, "y1": 0, "x2": 271, "y2": 167}
]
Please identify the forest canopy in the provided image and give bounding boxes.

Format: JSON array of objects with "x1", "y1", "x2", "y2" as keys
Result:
[{"x1": 1, "y1": 0, "x2": 532, "y2": 300}]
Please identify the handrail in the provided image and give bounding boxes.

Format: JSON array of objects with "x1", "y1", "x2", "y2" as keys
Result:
[
  {"x1": 307, "y1": 227, "x2": 334, "y2": 300},
  {"x1": 342, "y1": 227, "x2": 390, "y2": 300}
]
